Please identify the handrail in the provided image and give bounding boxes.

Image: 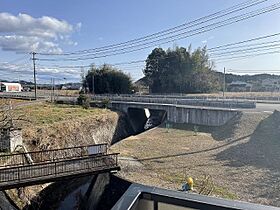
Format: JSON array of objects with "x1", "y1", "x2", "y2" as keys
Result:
[
  {"x1": 0, "y1": 153, "x2": 119, "y2": 187},
  {"x1": 0, "y1": 144, "x2": 108, "y2": 167}
]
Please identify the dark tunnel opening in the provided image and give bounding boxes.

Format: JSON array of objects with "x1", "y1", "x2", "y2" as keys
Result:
[{"x1": 127, "y1": 108, "x2": 167, "y2": 134}]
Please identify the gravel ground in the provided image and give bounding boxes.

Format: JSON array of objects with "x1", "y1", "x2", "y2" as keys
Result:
[{"x1": 111, "y1": 111, "x2": 280, "y2": 207}]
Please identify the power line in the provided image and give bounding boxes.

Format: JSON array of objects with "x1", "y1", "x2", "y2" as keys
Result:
[
  {"x1": 208, "y1": 32, "x2": 280, "y2": 51},
  {"x1": 214, "y1": 49, "x2": 280, "y2": 62},
  {"x1": 36, "y1": 59, "x2": 146, "y2": 69},
  {"x1": 210, "y1": 43, "x2": 280, "y2": 57},
  {"x1": 228, "y1": 69, "x2": 280, "y2": 71},
  {"x1": 37, "y1": 42, "x2": 280, "y2": 71},
  {"x1": 37, "y1": 1, "x2": 280, "y2": 61},
  {"x1": 37, "y1": 0, "x2": 267, "y2": 56}
]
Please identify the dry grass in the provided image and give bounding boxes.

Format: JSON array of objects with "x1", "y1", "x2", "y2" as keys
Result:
[
  {"x1": 11, "y1": 103, "x2": 120, "y2": 151},
  {"x1": 111, "y1": 112, "x2": 280, "y2": 207},
  {"x1": 111, "y1": 128, "x2": 238, "y2": 199},
  {"x1": 13, "y1": 103, "x2": 109, "y2": 127},
  {"x1": 0, "y1": 99, "x2": 26, "y2": 106}
]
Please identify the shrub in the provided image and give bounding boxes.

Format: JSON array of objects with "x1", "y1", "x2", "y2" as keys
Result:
[
  {"x1": 101, "y1": 98, "x2": 110, "y2": 108},
  {"x1": 77, "y1": 94, "x2": 91, "y2": 109}
]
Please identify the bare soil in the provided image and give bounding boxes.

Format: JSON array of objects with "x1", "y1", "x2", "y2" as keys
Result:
[{"x1": 111, "y1": 111, "x2": 280, "y2": 207}]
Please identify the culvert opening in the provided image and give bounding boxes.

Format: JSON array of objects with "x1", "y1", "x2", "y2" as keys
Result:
[{"x1": 127, "y1": 107, "x2": 166, "y2": 133}]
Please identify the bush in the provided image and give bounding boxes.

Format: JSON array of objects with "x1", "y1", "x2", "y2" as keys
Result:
[
  {"x1": 101, "y1": 98, "x2": 110, "y2": 108},
  {"x1": 77, "y1": 94, "x2": 91, "y2": 109}
]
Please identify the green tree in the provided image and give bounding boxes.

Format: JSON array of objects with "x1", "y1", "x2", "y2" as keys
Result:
[
  {"x1": 143, "y1": 46, "x2": 220, "y2": 93},
  {"x1": 83, "y1": 64, "x2": 133, "y2": 94}
]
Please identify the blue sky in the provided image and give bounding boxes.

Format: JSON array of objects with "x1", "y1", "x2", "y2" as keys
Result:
[{"x1": 0, "y1": 0, "x2": 280, "y2": 83}]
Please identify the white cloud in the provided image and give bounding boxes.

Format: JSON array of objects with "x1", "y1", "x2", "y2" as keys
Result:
[
  {"x1": 0, "y1": 62, "x2": 81, "y2": 82},
  {"x1": 0, "y1": 12, "x2": 81, "y2": 53}
]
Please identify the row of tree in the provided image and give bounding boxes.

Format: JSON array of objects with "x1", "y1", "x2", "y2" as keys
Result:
[
  {"x1": 82, "y1": 45, "x2": 221, "y2": 94},
  {"x1": 83, "y1": 64, "x2": 133, "y2": 94}
]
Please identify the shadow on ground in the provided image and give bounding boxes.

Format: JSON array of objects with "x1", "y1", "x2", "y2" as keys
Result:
[
  {"x1": 160, "y1": 112, "x2": 243, "y2": 142},
  {"x1": 216, "y1": 110, "x2": 280, "y2": 170},
  {"x1": 215, "y1": 111, "x2": 280, "y2": 206},
  {"x1": 136, "y1": 134, "x2": 251, "y2": 162}
]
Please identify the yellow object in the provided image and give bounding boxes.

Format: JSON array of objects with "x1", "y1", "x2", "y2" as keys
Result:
[{"x1": 187, "y1": 177, "x2": 194, "y2": 190}]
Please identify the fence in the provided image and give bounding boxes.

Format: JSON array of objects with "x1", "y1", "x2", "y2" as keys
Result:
[
  {"x1": 0, "y1": 153, "x2": 119, "y2": 190},
  {"x1": 0, "y1": 144, "x2": 108, "y2": 167},
  {"x1": 93, "y1": 95, "x2": 256, "y2": 109}
]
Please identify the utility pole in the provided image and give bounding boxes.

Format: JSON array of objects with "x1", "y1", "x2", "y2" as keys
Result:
[
  {"x1": 50, "y1": 78, "x2": 54, "y2": 103},
  {"x1": 92, "y1": 74, "x2": 95, "y2": 94},
  {"x1": 223, "y1": 67, "x2": 226, "y2": 100},
  {"x1": 31, "y1": 52, "x2": 37, "y2": 100},
  {"x1": 52, "y1": 78, "x2": 55, "y2": 102}
]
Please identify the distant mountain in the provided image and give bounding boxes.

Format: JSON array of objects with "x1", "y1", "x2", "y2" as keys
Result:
[
  {"x1": 214, "y1": 72, "x2": 280, "y2": 84},
  {"x1": 136, "y1": 73, "x2": 280, "y2": 89}
]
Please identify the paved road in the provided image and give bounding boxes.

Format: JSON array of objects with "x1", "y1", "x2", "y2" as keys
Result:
[
  {"x1": 2, "y1": 92, "x2": 280, "y2": 113},
  {"x1": 244, "y1": 103, "x2": 280, "y2": 113}
]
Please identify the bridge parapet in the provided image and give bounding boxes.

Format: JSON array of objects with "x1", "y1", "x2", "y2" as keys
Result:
[
  {"x1": 93, "y1": 95, "x2": 256, "y2": 109},
  {"x1": 111, "y1": 102, "x2": 239, "y2": 126}
]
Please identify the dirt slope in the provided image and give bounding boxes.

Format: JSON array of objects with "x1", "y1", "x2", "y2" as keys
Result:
[{"x1": 111, "y1": 111, "x2": 280, "y2": 207}]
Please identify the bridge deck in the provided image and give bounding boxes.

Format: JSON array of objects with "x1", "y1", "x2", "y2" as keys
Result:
[{"x1": 0, "y1": 145, "x2": 119, "y2": 190}]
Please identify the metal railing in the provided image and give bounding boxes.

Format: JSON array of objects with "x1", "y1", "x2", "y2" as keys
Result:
[
  {"x1": 0, "y1": 144, "x2": 108, "y2": 167},
  {"x1": 0, "y1": 153, "x2": 119, "y2": 190},
  {"x1": 92, "y1": 95, "x2": 256, "y2": 109}
]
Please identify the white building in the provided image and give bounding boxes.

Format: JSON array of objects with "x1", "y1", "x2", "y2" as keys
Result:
[{"x1": 0, "y1": 82, "x2": 22, "y2": 92}]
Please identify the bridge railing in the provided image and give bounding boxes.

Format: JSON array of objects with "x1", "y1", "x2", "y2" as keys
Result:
[
  {"x1": 0, "y1": 153, "x2": 119, "y2": 189},
  {"x1": 0, "y1": 144, "x2": 108, "y2": 167},
  {"x1": 92, "y1": 95, "x2": 256, "y2": 109}
]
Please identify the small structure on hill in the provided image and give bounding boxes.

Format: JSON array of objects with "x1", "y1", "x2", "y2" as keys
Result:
[{"x1": 0, "y1": 128, "x2": 23, "y2": 152}]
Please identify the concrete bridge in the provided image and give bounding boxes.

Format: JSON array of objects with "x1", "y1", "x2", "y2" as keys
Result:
[
  {"x1": 110, "y1": 101, "x2": 239, "y2": 127},
  {"x1": 0, "y1": 144, "x2": 120, "y2": 190},
  {"x1": 93, "y1": 95, "x2": 256, "y2": 109}
]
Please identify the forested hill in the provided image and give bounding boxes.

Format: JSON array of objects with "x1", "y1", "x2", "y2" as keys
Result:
[
  {"x1": 137, "y1": 73, "x2": 280, "y2": 86},
  {"x1": 214, "y1": 72, "x2": 280, "y2": 83}
]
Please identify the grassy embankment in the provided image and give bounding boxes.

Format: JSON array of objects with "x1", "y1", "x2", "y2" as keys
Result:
[
  {"x1": 13, "y1": 103, "x2": 108, "y2": 126},
  {"x1": 3, "y1": 102, "x2": 119, "y2": 209}
]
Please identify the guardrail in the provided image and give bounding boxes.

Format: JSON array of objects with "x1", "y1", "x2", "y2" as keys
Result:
[
  {"x1": 93, "y1": 93, "x2": 280, "y2": 102},
  {"x1": 0, "y1": 144, "x2": 108, "y2": 167},
  {"x1": 0, "y1": 93, "x2": 46, "y2": 100},
  {"x1": 93, "y1": 95, "x2": 256, "y2": 109},
  {"x1": 0, "y1": 153, "x2": 119, "y2": 190}
]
